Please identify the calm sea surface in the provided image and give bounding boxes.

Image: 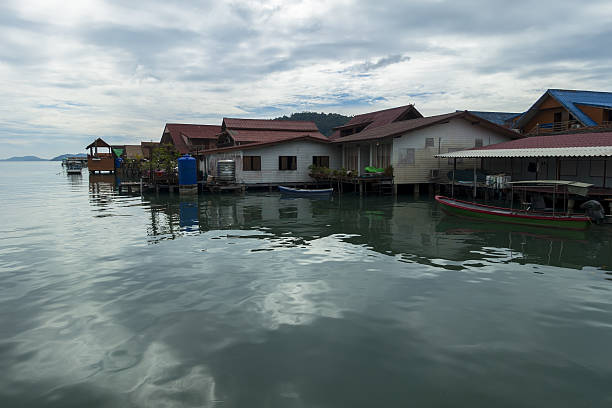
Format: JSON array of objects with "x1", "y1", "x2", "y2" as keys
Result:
[{"x1": 1, "y1": 161, "x2": 612, "y2": 407}]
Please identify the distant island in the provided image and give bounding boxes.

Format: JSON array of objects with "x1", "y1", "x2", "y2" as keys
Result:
[
  {"x1": 1, "y1": 153, "x2": 87, "y2": 161},
  {"x1": 0, "y1": 155, "x2": 47, "y2": 161}
]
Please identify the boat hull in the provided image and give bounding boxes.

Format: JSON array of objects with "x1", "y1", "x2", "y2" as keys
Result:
[
  {"x1": 435, "y1": 195, "x2": 591, "y2": 230},
  {"x1": 279, "y1": 186, "x2": 333, "y2": 195}
]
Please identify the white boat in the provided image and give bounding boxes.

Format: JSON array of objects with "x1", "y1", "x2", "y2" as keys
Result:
[
  {"x1": 66, "y1": 160, "x2": 83, "y2": 174},
  {"x1": 279, "y1": 186, "x2": 333, "y2": 196}
]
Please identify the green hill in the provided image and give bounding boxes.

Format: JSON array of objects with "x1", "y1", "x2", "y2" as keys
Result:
[{"x1": 275, "y1": 112, "x2": 352, "y2": 137}]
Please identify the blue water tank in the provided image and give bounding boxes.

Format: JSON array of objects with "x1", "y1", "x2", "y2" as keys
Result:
[{"x1": 178, "y1": 154, "x2": 197, "y2": 185}]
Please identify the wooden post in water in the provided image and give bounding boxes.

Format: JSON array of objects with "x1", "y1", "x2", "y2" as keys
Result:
[
  {"x1": 452, "y1": 158, "x2": 456, "y2": 198},
  {"x1": 473, "y1": 163, "x2": 477, "y2": 199}
]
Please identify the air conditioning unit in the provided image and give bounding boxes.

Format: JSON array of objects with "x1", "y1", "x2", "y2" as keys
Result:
[{"x1": 429, "y1": 169, "x2": 440, "y2": 178}]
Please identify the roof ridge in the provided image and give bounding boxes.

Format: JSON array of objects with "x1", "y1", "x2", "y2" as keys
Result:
[
  {"x1": 352, "y1": 104, "x2": 414, "y2": 117},
  {"x1": 166, "y1": 123, "x2": 221, "y2": 127},
  {"x1": 548, "y1": 89, "x2": 612, "y2": 95},
  {"x1": 223, "y1": 117, "x2": 316, "y2": 123}
]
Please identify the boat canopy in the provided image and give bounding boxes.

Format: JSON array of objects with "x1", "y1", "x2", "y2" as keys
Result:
[
  {"x1": 507, "y1": 180, "x2": 593, "y2": 187},
  {"x1": 508, "y1": 180, "x2": 593, "y2": 196},
  {"x1": 435, "y1": 146, "x2": 612, "y2": 158}
]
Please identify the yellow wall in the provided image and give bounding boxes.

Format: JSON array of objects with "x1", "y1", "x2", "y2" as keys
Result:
[{"x1": 576, "y1": 104, "x2": 605, "y2": 124}]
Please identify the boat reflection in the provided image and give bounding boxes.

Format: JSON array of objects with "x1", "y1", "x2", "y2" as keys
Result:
[{"x1": 139, "y1": 194, "x2": 612, "y2": 272}]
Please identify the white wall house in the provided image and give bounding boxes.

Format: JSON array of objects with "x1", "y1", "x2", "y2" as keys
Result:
[
  {"x1": 201, "y1": 137, "x2": 342, "y2": 186},
  {"x1": 334, "y1": 112, "x2": 519, "y2": 186},
  {"x1": 391, "y1": 117, "x2": 512, "y2": 184}
]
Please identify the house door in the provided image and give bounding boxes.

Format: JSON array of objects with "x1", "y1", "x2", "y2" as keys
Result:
[{"x1": 553, "y1": 112, "x2": 563, "y2": 131}]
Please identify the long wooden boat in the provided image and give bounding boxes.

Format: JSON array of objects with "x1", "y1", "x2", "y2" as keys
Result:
[
  {"x1": 279, "y1": 186, "x2": 333, "y2": 196},
  {"x1": 435, "y1": 195, "x2": 591, "y2": 230}
]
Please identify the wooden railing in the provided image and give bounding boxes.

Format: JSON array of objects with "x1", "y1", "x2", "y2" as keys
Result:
[
  {"x1": 528, "y1": 120, "x2": 581, "y2": 135},
  {"x1": 528, "y1": 120, "x2": 612, "y2": 135}
]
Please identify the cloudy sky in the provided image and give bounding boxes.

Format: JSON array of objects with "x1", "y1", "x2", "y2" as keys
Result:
[{"x1": 1, "y1": 0, "x2": 611, "y2": 158}]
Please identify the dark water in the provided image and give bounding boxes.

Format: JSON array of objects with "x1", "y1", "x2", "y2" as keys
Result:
[{"x1": 1, "y1": 162, "x2": 612, "y2": 407}]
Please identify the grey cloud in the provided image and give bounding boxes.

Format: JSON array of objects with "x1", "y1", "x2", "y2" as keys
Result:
[
  {"x1": 349, "y1": 54, "x2": 411, "y2": 73},
  {"x1": 2, "y1": 0, "x2": 612, "y2": 157}
]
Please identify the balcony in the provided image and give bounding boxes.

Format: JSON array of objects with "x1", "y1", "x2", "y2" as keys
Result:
[{"x1": 528, "y1": 120, "x2": 581, "y2": 135}]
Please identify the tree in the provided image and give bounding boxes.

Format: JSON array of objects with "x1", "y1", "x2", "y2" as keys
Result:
[
  {"x1": 151, "y1": 144, "x2": 180, "y2": 174},
  {"x1": 274, "y1": 112, "x2": 352, "y2": 137}
]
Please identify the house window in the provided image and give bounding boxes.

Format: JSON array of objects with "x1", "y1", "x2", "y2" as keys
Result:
[
  {"x1": 374, "y1": 143, "x2": 392, "y2": 168},
  {"x1": 606, "y1": 109, "x2": 612, "y2": 123},
  {"x1": 243, "y1": 156, "x2": 261, "y2": 171},
  {"x1": 425, "y1": 138, "x2": 434, "y2": 148},
  {"x1": 475, "y1": 138, "x2": 483, "y2": 147},
  {"x1": 279, "y1": 156, "x2": 297, "y2": 170},
  {"x1": 344, "y1": 146, "x2": 359, "y2": 171},
  {"x1": 399, "y1": 148, "x2": 415, "y2": 165},
  {"x1": 312, "y1": 156, "x2": 329, "y2": 168}
]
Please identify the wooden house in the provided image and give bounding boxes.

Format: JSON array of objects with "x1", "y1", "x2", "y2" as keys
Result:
[
  {"x1": 161, "y1": 124, "x2": 221, "y2": 154},
  {"x1": 515, "y1": 89, "x2": 612, "y2": 135},
  {"x1": 86, "y1": 138, "x2": 115, "y2": 173},
  {"x1": 140, "y1": 142, "x2": 160, "y2": 160},
  {"x1": 124, "y1": 145, "x2": 144, "y2": 159},
  {"x1": 332, "y1": 111, "x2": 519, "y2": 190}
]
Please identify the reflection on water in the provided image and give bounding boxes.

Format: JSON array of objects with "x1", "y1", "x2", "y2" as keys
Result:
[
  {"x1": 2, "y1": 162, "x2": 612, "y2": 407},
  {"x1": 136, "y1": 191, "x2": 612, "y2": 272}
]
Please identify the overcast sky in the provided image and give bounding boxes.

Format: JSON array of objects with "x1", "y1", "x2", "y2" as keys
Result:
[{"x1": 1, "y1": 0, "x2": 611, "y2": 158}]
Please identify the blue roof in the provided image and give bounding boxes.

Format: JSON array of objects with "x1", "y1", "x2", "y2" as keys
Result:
[
  {"x1": 465, "y1": 111, "x2": 521, "y2": 126},
  {"x1": 548, "y1": 89, "x2": 612, "y2": 126}
]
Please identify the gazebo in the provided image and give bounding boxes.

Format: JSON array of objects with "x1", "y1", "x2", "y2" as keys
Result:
[{"x1": 86, "y1": 138, "x2": 115, "y2": 173}]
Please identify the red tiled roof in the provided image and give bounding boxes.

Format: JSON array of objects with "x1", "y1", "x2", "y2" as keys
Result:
[
  {"x1": 330, "y1": 104, "x2": 422, "y2": 138},
  {"x1": 332, "y1": 111, "x2": 519, "y2": 143},
  {"x1": 223, "y1": 118, "x2": 319, "y2": 132},
  {"x1": 228, "y1": 129, "x2": 327, "y2": 144},
  {"x1": 163, "y1": 123, "x2": 222, "y2": 154},
  {"x1": 477, "y1": 131, "x2": 612, "y2": 150},
  {"x1": 194, "y1": 135, "x2": 331, "y2": 155}
]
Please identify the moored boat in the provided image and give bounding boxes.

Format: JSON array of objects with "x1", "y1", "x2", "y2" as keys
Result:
[
  {"x1": 66, "y1": 160, "x2": 83, "y2": 174},
  {"x1": 435, "y1": 195, "x2": 591, "y2": 230},
  {"x1": 279, "y1": 186, "x2": 333, "y2": 196}
]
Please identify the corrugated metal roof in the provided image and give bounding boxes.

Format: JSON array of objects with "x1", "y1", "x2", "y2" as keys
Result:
[
  {"x1": 195, "y1": 135, "x2": 331, "y2": 155},
  {"x1": 437, "y1": 146, "x2": 612, "y2": 158},
  {"x1": 436, "y1": 131, "x2": 612, "y2": 158},
  {"x1": 330, "y1": 105, "x2": 422, "y2": 138},
  {"x1": 227, "y1": 129, "x2": 327, "y2": 144},
  {"x1": 224, "y1": 118, "x2": 319, "y2": 132},
  {"x1": 332, "y1": 111, "x2": 519, "y2": 143},
  {"x1": 465, "y1": 111, "x2": 521, "y2": 126},
  {"x1": 163, "y1": 124, "x2": 222, "y2": 154}
]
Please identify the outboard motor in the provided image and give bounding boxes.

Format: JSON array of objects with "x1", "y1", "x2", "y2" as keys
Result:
[{"x1": 580, "y1": 200, "x2": 605, "y2": 224}]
